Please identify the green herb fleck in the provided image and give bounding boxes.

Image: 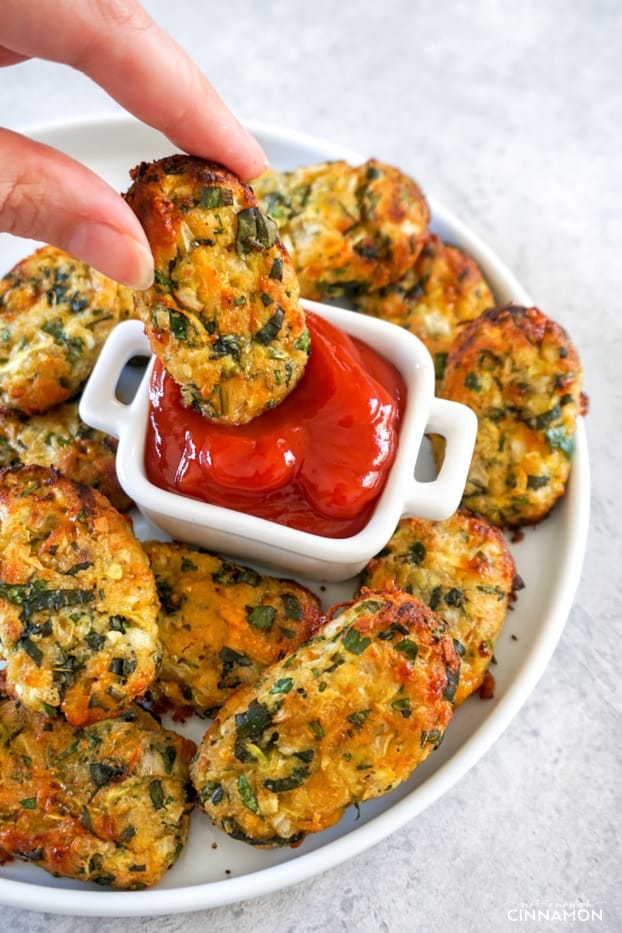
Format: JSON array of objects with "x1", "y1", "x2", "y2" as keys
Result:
[
  {"x1": 199, "y1": 185, "x2": 234, "y2": 208},
  {"x1": 445, "y1": 587, "x2": 464, "y2": 607},
  {"x1": 434, "y1": 352, "x2": 448, "y2": 381},
  {"x1": 0, "y1": 581, "x2": 95, "y2": 619},
  {"x1": 545, "y1": 425, "x2": 575, "y2": 458},
  {"x1": 237, "y1": 773, "x2": 260, "y2": 813},
  {"x1": 295, "y1": 329, "x2": 311, "y2": 354},
  {"x1": 342, "y1": 628, "x2": 372, "y2": 655},
  {"x1": 281, "y1": 593, "x2": 302, "y2": 621},
  {"x1": 247, "y1": 604, "x2": 276, "y2": 631},
  {"x1": 81, "y1": 805, "x2": 94, "y2": 832},
  {"x1": 109, "y1": 615, "x2": 129, "y2": 633},
  {"x1": 356, "y1": 598, "x2": 384, "y2": 615},
  {"x1": 255, "y1": 309, "x2": 284, "y2": 345},
  {"x1": 108, "y1": 656, "x2": 135, "y2": 678},
  {"x1": 41, "y1": 319, "x2": 84, "y2": 357},
  {"x1": 66, "y1": 561, "x2": 93, "y2": 576},
  {"x1": 119, "y1": 825, "x2": 137, "y2": 843},
  {"x1": 235, "y1": 700, "x2": 272, "y2": 740},
  {"x1": 211, "y1": 334, "x2": 241, "y2": 360},
  {"x1": 89, "y1": 761, "x2": 124, "y2": 788},
  {"x1": 169, "y1": 310, "x2": 189, "y2": 340},
  {"x1": 155, "y1": 579, "x2": 182, "y2": 615},
  {"x1": 154, "y1": 270, "x2": 174, "y2": 288},
  {"x1": 347, "y1": 709, "x2": 371, "y2": 729},
  {"x1": 52, "y1": 740, "x2": 79, "y2": 764},
  {"x1": 394, "y1": 639, "x2": 419, "y2": 662},
  {"x1": 391, "y1": 696, "x2": 412, "y2": 718},
  {"x1": 270, "y1": 677, "x2": 294, "y2": 694},
  {"x1": 429, "y1": 586, "x2": 442, "y2": 611},
  {"x1": 420, "y1": 729, "x2": 444, "y2": 749},
  {"x1": 443, "y1": 664, "x2": 460, "y2": 703},
  {"x1": 157, "y1": 744, "x2": 177, "y2": 774},
  {"x1": 20, "y1": 637, "x2": 43, "y2": 666},
  {"x1": 263, "y1": 766, "x2": 310, "y2": 793},
  {"x1": 464, "y1": 372, "x2": 482, "y2": 391},
  {"x1": 236, "y1": 207, "x2": 278, "y2": 257},
  {"x1": 308, "y1": 719, "x2": 324, "y2": 739},
  {"x1": 218, "y1": 646, "x2": 252, "y2": 689},
  {"x1": 408, "y1": 541, "x2": 426, "y2": 564},
  {"x1": 213, "y1": 563, "x2": 261, "y2": 586},
  {"x1": 269, "y1": 258, "x2": 284, "y2": 280},
  {"x1": 149, "y1": 779, "x2": 165, "y2": 810},
  {"x1": 526, "y1": 405, "x2": 562, "y2": 430},
  {"x1": 526, "y1": 474, "x2": 549, "y2": 489},
  {"x1": 200, "y1": 781, "x2": 224, "y2": 806}
]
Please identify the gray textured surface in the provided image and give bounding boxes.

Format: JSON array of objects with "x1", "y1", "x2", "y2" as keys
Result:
[{"x1": 0, "y1": 0, "x2": 620, "y2": 930}]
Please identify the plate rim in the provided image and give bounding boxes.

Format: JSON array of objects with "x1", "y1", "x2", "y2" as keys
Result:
[{"x1": 0, "y1": 115, "x2": 591, "y2": 917}]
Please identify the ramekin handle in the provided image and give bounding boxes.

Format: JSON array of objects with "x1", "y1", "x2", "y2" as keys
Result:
[
  {"x1": 403, "y1": 397, "x2": 477, "y2": 520},
  {"x1": 79, "y1": 320, "x2": 151, "y2": 438}
]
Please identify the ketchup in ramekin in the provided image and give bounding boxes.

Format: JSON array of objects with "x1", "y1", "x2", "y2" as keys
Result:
[{"x1": 145, "y1": 311, "x2": 406, "y2": 538}]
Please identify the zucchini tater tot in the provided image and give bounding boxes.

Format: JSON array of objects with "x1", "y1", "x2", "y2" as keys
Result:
[
  {"x1": 434, "y1": 304, "x2": 586, "y2": 527},
  {"x1": 354, "y1": 234, "x2": 494, "y2": 383},
  {"x1": 359, "y1": 510, "x2": 520, "y2": 704},
  {"x1": 191, "y1": 590, "x2": 459, "y2": 847},
  {"x1": 0, "y1": 466, "x2": 161, "y2": 725},
  {"x1": 125, "y1": 155, "x2": 310, "y2": 424},
  {"x1": 143, "y1": 541, "x2": 323, "y2": 718},
  {"x1": 254, "y1": 159, "x2": 429, "y2": 300},
  {"x1": 0, "y1": 691, "x2": 194, "y2": 889},
  {"x1": 0, "y1": 246, "x2": 134, "y2": 415},
  {"x1": 0, "y1": 399, "x2": 132, "y2": 512}
]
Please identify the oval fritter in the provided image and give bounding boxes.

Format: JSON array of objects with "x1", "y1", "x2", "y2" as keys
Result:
[
  {"x1": 0, "y1": 245, "x2": 134, "y2": 415},
  {"x1": 253, "y1": 159, "x2": 430, "y2": 300},
  {"x1": 434, "y1": 304, "x2": 585, "y2": 526},
  {"x1": 0, "y1": 466, "x2": 161, "y2": 725},
  {"x1": 359, "y1": 510, "x2": 520, "y2": 704},
  {"x1": 142, "y1": 541, "x2": 323, "y2": 718},
  {"x1": 353, "y1": 234, "x2": 494, "y2": 383},
  {"x1": 0, "y1": 691, "x2": 194, "y2": 889},
  {"x1": 124, "y1": 155, "x2": 310, "y2": 424},
  {"x1": 0, "y1": 399, "x2": 132, "y2": 512},
  {"x1": 190, "y1": 590, "x2": 459, "y2": 847}
]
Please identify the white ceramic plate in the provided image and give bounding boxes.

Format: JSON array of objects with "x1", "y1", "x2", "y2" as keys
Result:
[{"x1": 0, "y1": 117, "x2": 590, "y2": 917}]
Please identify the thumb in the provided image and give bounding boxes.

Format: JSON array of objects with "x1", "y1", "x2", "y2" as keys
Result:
[{"x1": 0, "y1": 127, "x2": 154, "y2": 288}]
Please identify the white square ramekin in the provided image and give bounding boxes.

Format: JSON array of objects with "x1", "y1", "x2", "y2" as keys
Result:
[{"x1": 79, "y1": 299, "x2": 476, "y2": 581}]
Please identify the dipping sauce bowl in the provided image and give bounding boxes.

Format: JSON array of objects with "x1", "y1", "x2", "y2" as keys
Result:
[{"x1": 80, "y1": 299, "x2": 477, "y2": 582}]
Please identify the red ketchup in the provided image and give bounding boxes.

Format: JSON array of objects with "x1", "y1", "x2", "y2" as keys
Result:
[{"x1": 145, "y1": 311, "x2": 406, "y2": 538}]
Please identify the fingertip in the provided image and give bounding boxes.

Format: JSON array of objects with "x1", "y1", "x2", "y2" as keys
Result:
[
  {"x1": 226, "y1": 118, "x2": 271, "y2": 180},
  {"x1": 177, "y1": 118, "x2": 270, "y2": 182},
  {"x1": 238, "y1": 133, "x2": 271, "y2": 181},
  {"x1": 66, "y1": 221, "x2": 154, "y2": 289}
]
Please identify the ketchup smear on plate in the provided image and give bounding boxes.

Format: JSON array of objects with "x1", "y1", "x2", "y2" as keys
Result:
[{"x1": 145, "y1": 311, "x2": 406, "y2": 538}]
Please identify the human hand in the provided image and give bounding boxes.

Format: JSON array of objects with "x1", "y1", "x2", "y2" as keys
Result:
[{"x1": 0, "y1": 0, "x2": 268, "y2": 288}]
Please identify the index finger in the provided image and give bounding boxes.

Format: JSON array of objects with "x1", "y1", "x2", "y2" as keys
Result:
[{"x1": 0, "y1": 0, "x2": 268, "y2": 180}]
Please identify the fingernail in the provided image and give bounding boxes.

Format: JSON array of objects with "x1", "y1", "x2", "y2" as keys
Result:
[{"x1": 66, "y1": 221, "x2": 154, "y2": 289}]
